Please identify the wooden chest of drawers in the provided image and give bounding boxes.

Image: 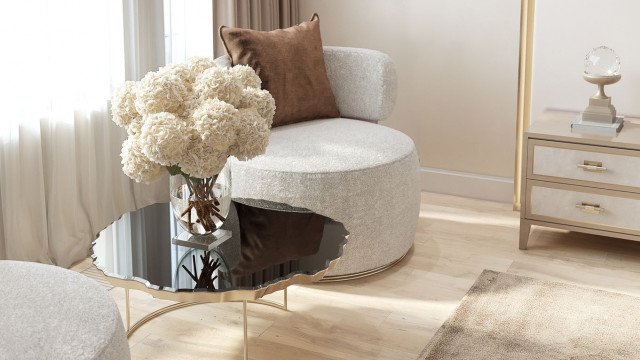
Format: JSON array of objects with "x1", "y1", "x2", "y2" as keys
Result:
[{"x1": 520, "y1": 111, "x2": 640, "y2": 249}]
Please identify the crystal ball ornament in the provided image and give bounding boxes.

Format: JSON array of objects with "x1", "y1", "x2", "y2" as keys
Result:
[{"x1": 584, "y1": 46, "x2": 620, "y2": 76}]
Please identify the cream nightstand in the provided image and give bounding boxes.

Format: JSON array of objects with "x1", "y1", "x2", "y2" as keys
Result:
[{"x1": 520, "y1": 110, "x2": 640, "y2": 249}]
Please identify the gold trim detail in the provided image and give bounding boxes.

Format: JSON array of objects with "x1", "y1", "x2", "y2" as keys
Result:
[
  {"x1": 577, "y1": 161, "x2": 607, "y2": 172},
  {"x1": 514, "y1": 0, "x2": 536, "y2": 210},
  {"x1": 575, "y1": 202, "x2": 604, "y2": 214},
  {"x1": 319, "y1": 248, "x2": 410, "y2": 282}
]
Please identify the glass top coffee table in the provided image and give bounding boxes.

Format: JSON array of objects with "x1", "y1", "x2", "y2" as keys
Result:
[{"x1": 92, "y1": 198, "x2": 347, "y2": 359}]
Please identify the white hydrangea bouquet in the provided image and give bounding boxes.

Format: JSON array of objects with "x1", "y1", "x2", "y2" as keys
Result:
[{"x1": 111, "y1": 57, "x2": 275, "y2": 234}]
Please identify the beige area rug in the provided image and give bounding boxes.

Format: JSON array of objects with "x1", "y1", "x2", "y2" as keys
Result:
[{"x1": 419, "y1": 270, "x2": 640, "y2": 360}]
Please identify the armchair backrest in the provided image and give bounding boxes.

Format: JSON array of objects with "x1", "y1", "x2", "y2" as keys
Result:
[
  {"x1": 323, "y1": 46, "x2": 397, "y2": 122},
  {"x1": 213, "y1": 46, "x2": 398, "y2": 122}
]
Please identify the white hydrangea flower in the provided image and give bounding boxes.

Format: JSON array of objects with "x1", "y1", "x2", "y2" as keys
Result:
[
  {"x1": 139, "y1": 112, "x2": 193, "y2": 166},
  {"x1": 162, "y1": 57, "x2": 216, "y2": 85},
  {"x1": 134, "y1": 69, "x2": 191, "y2": 116},
  {"x1": 113, "y1": 57, "x2": 272, "y2": 182},
  {"x1": 127, "y1": 117, "x2": 144, "y2": 136},
  {"x1": 159, "y1": 63, "x2": 192, "y2": 84},
  {"x1": 179, "y1": 140, "x2": 229, "y2": 179},
  {"x1": 120, "y1": 134, "x2": 164, "y2": 184},
  {"x1": 229, "y1": 108, "x2": 271, "y2": 161},
  {"x1": 194, "y1": 67, "x2": 243, "y2": 107},
  {"x1": 191, "y1": 99, "x2": 237, "y2": 152},
  {"x1": 230, "y1": 65, "x2": 262, "y2": 89},
  {"x1": 185, "y1": 57, "x2": 216, "y2": 79},
  {"x1": 111, "y1": 81, "x2": 139, "y2": 128},
  {"x1": 238, "y1": 88, "x2": 276, "y2": 126}
]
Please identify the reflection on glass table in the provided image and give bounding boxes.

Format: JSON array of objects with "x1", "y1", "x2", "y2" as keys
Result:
[{"x1": 92, "y1": 198, "x2": 347, "y2": 294}]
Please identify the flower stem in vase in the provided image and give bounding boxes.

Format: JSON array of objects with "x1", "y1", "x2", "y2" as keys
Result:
[{"x1": 179, "y1": 175, "x2": 226, "y2": 233}]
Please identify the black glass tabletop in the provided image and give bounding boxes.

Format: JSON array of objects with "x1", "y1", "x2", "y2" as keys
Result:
[{"x1": 92, "y1": 199, "x2": 347, "y2": 294}]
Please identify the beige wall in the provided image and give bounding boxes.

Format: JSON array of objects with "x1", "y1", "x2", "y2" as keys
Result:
[
  {"x1": 531, "y1": 0, "x2": 640, "y2": 124},
  {"x1": 299, "y1": 0, "x2": 521, "y2": 201}
]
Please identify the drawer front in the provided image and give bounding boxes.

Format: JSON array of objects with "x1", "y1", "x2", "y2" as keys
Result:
[
  {"x1": 529, "y1": 140, "x2": 640, "y2": 190},
  {"x1": 526, "y1": 181, "x2": 640, "y2": 235}
]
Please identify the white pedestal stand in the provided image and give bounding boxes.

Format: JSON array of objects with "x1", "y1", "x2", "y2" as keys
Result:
[{"x1": 572, "y1": 73, "x2": 623, "y2": 136}]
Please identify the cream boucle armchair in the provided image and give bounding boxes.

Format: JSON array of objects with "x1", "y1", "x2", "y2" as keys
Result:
[{"x1": 220, "y1": 46, "x2": 420, "y2": 279}]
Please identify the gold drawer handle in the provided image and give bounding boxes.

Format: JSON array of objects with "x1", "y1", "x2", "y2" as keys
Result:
[
  {"x1": 577, "y1": 161, "x2": 607, "y2": 172},
  {"x1": 575, "y1": 202, "x2": 605, "y2": 215}
]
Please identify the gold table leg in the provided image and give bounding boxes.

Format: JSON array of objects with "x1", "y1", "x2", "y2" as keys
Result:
[
  {"x1": 125, "y1": 288, "x2": 130, "y2": 332},
  {"x1": 242, "y1": 288, "x2": 288, "y2": 359},
  {"x1": 243, "y1": 301, "x2": 248, "y2": 360},
  {"x1": 284, "y1": 287, "x2": 287, "y2": 310},
  {"x1": 249, "y1": 288, "x2": 288, "y2": 311}
]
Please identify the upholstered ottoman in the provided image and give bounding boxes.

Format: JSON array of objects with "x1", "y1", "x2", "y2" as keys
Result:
[{"x1": 0, "y1": 261, "x2": 130, "y2": 360}]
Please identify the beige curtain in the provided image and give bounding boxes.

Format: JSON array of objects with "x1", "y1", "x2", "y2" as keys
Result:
[
  {"x1": 0, "y1": 0, "x2": 168, "y2": 267},
  {"x1": 212, "y1": 0, "x2": 300, "y2": 56}
]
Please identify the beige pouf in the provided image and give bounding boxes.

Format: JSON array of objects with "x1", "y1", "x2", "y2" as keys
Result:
[{"x1": 0, "y1": 261, "x2": 130, "y2": 360}]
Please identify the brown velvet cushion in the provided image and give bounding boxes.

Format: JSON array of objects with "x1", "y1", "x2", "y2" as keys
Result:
[{"x1": 219, "y1": 13, "x2": 340, "y2": 127}]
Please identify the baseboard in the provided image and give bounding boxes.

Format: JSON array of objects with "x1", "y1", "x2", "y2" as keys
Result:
[{"x1": 421, "y1": 167, "x2": 514, "y2": 203}]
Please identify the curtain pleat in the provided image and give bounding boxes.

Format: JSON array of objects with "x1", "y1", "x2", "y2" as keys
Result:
[
  {"x1": 279, "y1": 0, "x2": 296, "y2": 28},
  {"x1": 0, "y1": 123, "x2": 50, "y2": 264},
  {"x1": 212, "y1": 0, "x2": 300, "y2": 57}
]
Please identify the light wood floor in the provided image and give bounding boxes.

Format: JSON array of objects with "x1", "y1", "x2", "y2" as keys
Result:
[{"x1": 72, "y1": 192, "x2": 640, "y2": 359}]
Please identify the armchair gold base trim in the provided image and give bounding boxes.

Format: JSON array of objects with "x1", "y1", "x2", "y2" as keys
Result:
[{"x1": 319, "y1": 247, "x2": 410, "y2": 282}]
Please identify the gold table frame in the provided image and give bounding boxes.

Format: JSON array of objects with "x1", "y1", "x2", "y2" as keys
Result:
[
  {"x1": 93, "y1": 240, "x2": 345, "y2": 360},
  {"x1": 123, "y1": 287, "x2": 287, "y2": 360}
]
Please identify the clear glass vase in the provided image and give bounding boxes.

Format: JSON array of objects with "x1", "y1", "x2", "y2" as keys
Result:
[{"x1": 169, "y1": 166, "x2": 231, "y2": 236}]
